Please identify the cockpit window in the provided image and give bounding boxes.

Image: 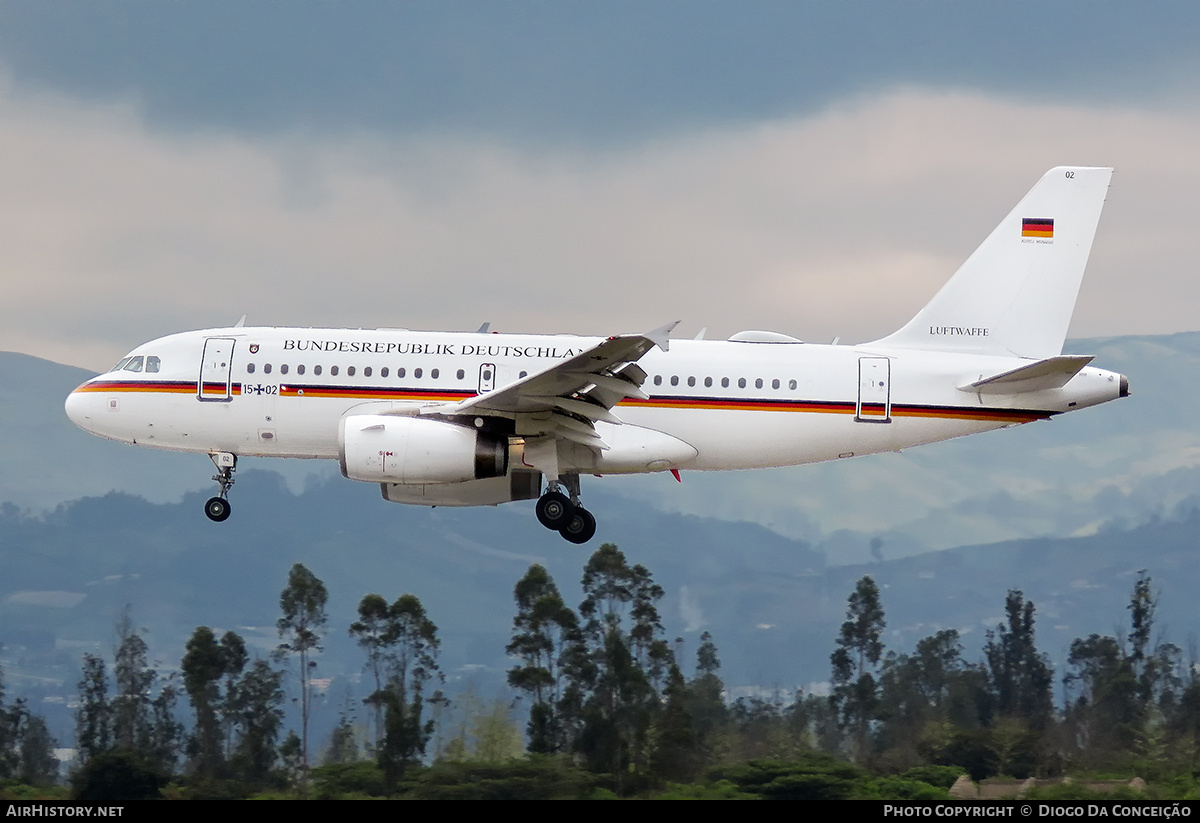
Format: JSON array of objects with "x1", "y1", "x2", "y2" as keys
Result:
[
  {"x1": 111, "y1": 357, "x2": 133, "y2": 372},
  {"x1": 123, "y1": 356, "x2": 145, "y2": 373},
  {"x1": 146, "y1": 356, "x2": 161, "y2": 373}
]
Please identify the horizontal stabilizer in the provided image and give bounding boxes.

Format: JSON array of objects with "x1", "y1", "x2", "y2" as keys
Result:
[{"x1": 959, "y1": 355, "x2": 1094, "y2": 394}]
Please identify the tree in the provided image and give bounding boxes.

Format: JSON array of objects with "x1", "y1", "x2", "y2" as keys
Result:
[
  {"x1": 688, "y1": 631, "x2": 727, "y2": 747},
  {"x1": 112, "y1": 615, "x2": 154, "y2": 752},
  {"x1": 506, "y1": 564, "x2": 579, "y2": 754},
  {"x1": 276, "y1": 563, "x2": 328, "y2": 774},
  {"x1": 147, "y1": 679, "x2": 184, "y2": 776},
  {"x1": 229, "y1": 659, "x2": 286, "y2": 783},
  {"x1": 648, "y1": 663, "x2": 699, "y2": 783},
  {"x1": 983, "y1": 590, "x2": 1053, "y2": 727},
  {"x1": 830, "y1": 575, "x2": 886, "y2": 762},
  {"x1": 1126, "y1": 571, "x2": 1180, "y2": 714},
  {"x1": 75, "y1": 654, "x2": 111, "y2": 765},
  {"x1": 375, "y1": 593, "x2": 442, "y2": 786},
  {"x1": 1063, "y1": 633, "x2": 1137, "y2": 763},
  {"x1": 323, "y1": 702, "x2": 360, "y2": 766},
  {"x1": 18, "y1": 715, "x2": 58, "y2": 786},
  {"x1": 349, "y1": 592, "x2": 391, "y2": 749},
  {"x1": 218, "y1": 630, "x2": 247, "y2": 760},
  {"x1": 1060, "y1": 573, "x2": 1183, "y2": 771},
  {"x1": 574, "y1": 543, "x2": 672, "y2": 791},
  {"x1": 439, "y1": 684, "x2": 523, "y2": 763},
  {"x1": 182, "y1": 626, "x2": 228, "y2": 777}
]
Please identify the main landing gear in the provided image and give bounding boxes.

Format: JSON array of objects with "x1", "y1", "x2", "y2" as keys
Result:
[
  {"x1": 204, "y1": 452, "x2": 237, "y2": 523},
  {"x1": 535, "y1": 474, "x2": 596, "y2": 544}
]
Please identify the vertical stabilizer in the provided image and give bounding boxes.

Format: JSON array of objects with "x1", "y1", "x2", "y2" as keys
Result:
[{"x1": 868, "y1": 166, "x2": 1113, "y2": 359}]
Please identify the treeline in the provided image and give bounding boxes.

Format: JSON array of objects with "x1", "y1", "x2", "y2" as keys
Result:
[
  {"x1": 823, "y1": 572, "x2": 1200, "y2": 783},
  {"x1": 3, "y1": 547, "x2": 1200, "y2": 799}
]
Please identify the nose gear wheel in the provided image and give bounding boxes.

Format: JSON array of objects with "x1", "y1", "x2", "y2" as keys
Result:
[{"x1": 205, "y1": 452, "x2": 237, "y2": 522}]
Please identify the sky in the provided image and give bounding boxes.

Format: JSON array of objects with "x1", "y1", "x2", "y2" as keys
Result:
[{"x1": 2, "y1": 2, "x2": 1199, "y2": 371}]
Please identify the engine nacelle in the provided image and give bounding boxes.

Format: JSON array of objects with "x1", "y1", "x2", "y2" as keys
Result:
[
  {"x1": 339, "y1": 414, "x2": 507, "y2": 484},
  {"x1": 382, "y1": 469, "x2": 542, "y2": 507}
]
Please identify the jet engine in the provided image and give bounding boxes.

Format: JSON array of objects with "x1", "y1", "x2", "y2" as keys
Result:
[{"x1": 339, "y1": 414, "x2": 507, "y2": 484}]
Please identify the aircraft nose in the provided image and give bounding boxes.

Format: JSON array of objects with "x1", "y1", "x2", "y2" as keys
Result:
[{"x1": 65, "y1": 383, "x2": 98, "y2": 432}]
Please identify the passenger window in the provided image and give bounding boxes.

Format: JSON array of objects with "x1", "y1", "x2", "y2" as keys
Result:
[
  {"x1": 721, "y1": 377, "x2": 729, "y2": 388},
  {"x1": 519, "y1": 371, "x2": 528, "y2": 378},
  {"x1": 654, "y1": 375, "x2": 662, "y2": 386},
  {"x1": 298, "y1": 365, "x2": 305, "y2": 375},
  {"x1": 789, "y1": 379, "x2": 797, "y2": 390},
  {"x1": 772, "y1": 378, "x2": 780, "y2": 389},
  {"x1": 755, "y1": 378, "x2": 763, "y2": 389},
  {"x1": 704, "y1": 377, "x2": 712, "y2": 387},
  {"x1": 280, "y1": 364, "x2": 289, "y2": 375},
  {"x1": 146, "y1": 356, "x2": 161, "y2": 373},
  {"x1": 123, "y1": 356, "x2": 144, "y2": 373},
  {"x1": 330, "y1": 366, "x2": 339, "y2": 376},
  {"x1": 431, "y1": 368, "x2": 440, "y2": 379},
  {"x1": 670, "y1": 376, "x2": 679, "y2": 386},
  {"x1": 347, "y1": 366, "x2": 356, "y2": 377},
  {"x1": 364, "y1": 366, "x2": 372, "y2": 377},
  {"x1": 687, "y1": 376, "x2": 695, "y2": 387},
  {"x1": 457, "y1": 369, "x2": 465, "y2": 380},
  {"x1": 381, "y1": 367, "x2": 389, "y2": 378},
  {"x1": 247, "y1": 363, "x2": 256, "y2": 374},
  {"x1": 264, "y1": 364, "x2": 272, "y2": 375},
  {"x1": 314, "y1": 365, "x2": 322, "y2": 375},
  {"x1": 414, "y1": 368, "x2": 423, "y2": 379},
  {"x1": 738, "y1": 378, "x2": 746, "y2": 389},
  {"x1": 397, "y1": 367, "x2": 406, "y2": 378}
]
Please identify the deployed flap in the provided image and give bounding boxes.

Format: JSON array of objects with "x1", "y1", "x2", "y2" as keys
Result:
[
  {"x1": 959, "y1": 354, "x2": 1094, "y2": 394},
  {"x1": 422, "y1": 323, "x2": 679, "y2": 447}
]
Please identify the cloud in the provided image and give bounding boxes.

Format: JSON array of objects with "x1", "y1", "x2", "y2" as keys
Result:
[{"x1": 1, "y1": 80, "x2": 1197, "y2": 371}]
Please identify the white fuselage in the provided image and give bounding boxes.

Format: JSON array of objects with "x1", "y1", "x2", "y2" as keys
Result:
[{"x1": 65, "y1": 326, "x2": 1125, "y2": 478}]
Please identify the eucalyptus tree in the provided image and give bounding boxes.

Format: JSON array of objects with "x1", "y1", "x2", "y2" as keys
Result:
[
  {"x1": 575, "y1": 543, "x2": 672, "y2": 790},
  {"x1": 983, "y1": 590, "x2": 1053, "y2": 727},
  {"x1": 506, "y1": 564, "x2": 579, "y2": 753},
  {"x1": 830, "y1": 575, "x2": 886, "y2": 762},
  {"x1": 276, "y1": 563, "x2": 329, "y2": 772},
  {"x1": 351, "y1": 590, "x2": 443, "y2": 786},
  {"x1": 75, "y1": 654, "x2": 111, "y2": 765}
]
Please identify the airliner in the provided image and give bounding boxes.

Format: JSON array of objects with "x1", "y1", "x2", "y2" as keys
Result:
[{"x1": 66, "y1": 166, "x2": 1127, "y2": 544}]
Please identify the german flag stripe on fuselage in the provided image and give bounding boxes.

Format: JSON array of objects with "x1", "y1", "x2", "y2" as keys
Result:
[{"x1": 74, "y1": 380, "x2": 1054, "y2": 424}]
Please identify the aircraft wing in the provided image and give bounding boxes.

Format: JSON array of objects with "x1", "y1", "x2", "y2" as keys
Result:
[{"x1": 422, "y1": 321, "x2": 678, "y2": 449}]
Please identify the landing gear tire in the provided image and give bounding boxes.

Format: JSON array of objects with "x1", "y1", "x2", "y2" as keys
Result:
[
  {"x1": 536, "y1": 492, "x2": 574, "y2": 530},
  {"x1": 204, "y1": 496, "x2": 231, "y2": 522},
  {"x1": 559, "y1": 507, "x2": 596, "y2": 544}
]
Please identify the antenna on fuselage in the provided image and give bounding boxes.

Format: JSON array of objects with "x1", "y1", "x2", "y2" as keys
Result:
[
  {"x1": 476, "y1": 322, "x2": 491, "y2": 334},
  {"x1": 693, "y1": 327, "x2": 707, "y2": 340},
  {"x1": 233, "y1": 315, "x2": 247, "y2": 328}
]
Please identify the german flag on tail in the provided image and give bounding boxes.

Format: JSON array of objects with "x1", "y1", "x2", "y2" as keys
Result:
[{"x1": 1022, "y1": 217, "x2": 1054, "y2": 238}]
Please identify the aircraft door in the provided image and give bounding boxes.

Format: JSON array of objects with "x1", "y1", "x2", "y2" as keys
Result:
[
  {"x1": 855, "y1": 357, "x2": 891, "y2": 423},
  {"x1": 198, "y1": 337, "x2": 236, "y2": 402},
  {"x1": 478, "y1": 363, "x2": 496, "y2": 393}
]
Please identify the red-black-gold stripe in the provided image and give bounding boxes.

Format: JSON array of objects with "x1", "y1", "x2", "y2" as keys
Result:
[
  {"x1": 74, "y1": 381, "x2": 1053, "y2": 424},
  {"x1": 1021, "y1": 217, "x2": 1054, "y2": 238}
]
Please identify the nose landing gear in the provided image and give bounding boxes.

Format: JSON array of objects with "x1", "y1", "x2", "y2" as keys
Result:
[
  {"x1": 204, "y1": 452, "x2": 236, "y2": 522},
  {"x1": 536, "y1": 474, "x2": 597, "y2": 544}
]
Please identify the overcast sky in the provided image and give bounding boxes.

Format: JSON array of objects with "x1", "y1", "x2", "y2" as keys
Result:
[{"x1": 2, "y1": 2, "x2": 1199, "y2": 370}]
